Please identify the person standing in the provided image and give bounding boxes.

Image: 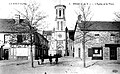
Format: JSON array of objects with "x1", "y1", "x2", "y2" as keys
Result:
[
  {"x1": 49, "y1": 54, "x2": 52, "y2": 64},
  {"x1": 41, "y1": 55, "x2": 44, "y2": 64},
  {"x1": 55, "y1": 54, "x2": 58, "y2": 64},
  {"x1": 38, "y1": 57, "x2": 41, "y2": 65}
]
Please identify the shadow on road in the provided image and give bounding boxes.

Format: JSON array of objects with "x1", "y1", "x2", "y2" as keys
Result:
[{"x1": 86, "y1": 61, "x2": 98, "y2": 68}]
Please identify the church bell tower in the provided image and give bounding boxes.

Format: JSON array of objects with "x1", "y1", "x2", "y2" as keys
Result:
[
  {"x1": 55, "y1": 5, "x2": 66, "y2": 31},
  {"x1": 54, "y1": 5, "x2": 66, "y2": 56}
]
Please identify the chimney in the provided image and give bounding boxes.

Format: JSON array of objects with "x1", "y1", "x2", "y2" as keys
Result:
[
  {"x1": 77, "y1": 14, "x2": 82, "y2": 23},
  {"x1": 15, "y1": 14, "x2": 20, "y2": 24}
]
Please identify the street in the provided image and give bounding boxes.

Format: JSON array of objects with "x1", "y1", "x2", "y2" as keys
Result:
[{"x1": 0, "y1": 57, "x2": 120, "y2": 74}]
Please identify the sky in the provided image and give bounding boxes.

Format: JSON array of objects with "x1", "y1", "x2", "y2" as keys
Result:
[{"x1": 0, "y1": 0, "x2": 120, "y2": 30}]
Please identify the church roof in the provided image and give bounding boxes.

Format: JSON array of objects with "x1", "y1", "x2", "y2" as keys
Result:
[
  {"x1": 55, "y1": 5, "x2": 66, "y2": 8},
  {"x1": 0, "y1": 19, "x2": 30, "y2": 33},
  {"x1": 43, "y1": 30, "x2": 52, "y2": 36}
]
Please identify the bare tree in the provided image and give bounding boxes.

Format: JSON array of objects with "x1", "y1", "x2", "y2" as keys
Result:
[
  {"x1": 15, "y1": 2, "x2": 47, "y2": 68},
  {"x1": 16, "y1": 2, "x2": 47, "y2": 30},
  {"x1": 75, "y1": 5, "x2": 94, "y2": 68},
  {"x1": 114, "y1": 12, "x2": 120, "y2": 21},
  {"x1": 113, "y1": 12, "x2": 120, "y2": 43}
]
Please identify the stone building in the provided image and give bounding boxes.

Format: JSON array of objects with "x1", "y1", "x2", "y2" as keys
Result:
[{"x1": 74, "y1": 21, "x2": 120, "y2": 61}]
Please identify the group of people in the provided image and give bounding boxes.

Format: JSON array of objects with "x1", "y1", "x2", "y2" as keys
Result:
[{"x1": 38, "y1": 54, "x2": 58, "y2": 65}]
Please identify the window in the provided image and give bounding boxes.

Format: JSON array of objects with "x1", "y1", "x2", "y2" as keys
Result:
[
  {"x1": 57, "y1": 21, "x2": 59, "y2": 30},
  {"x1": 63, "y1": 9, "x2": 64, "y2": 15},
  {"x1": 59, "y1": 9, "x2": 61, "y2": 17},
  {"x1": 95, "y1": 34, "x2": 99, "y2": 36},
  {"x1": 110, "y1": 33, "x2": 115, "y2": 41},
  {"x1": 61, "y1": 21, "x2": 63, "y2": 30},
  {"x1": 95, "y1": 34, "x2": 100, "y2": 43},
  {"x1": 111, "y1": 33, "x2": 115, "y2": 36},
  {"x1": 95, "y1": 49, "x2": 98, "y2": 54},
  {"x1": 93, "y1": 49, "x2": 100, "y2": 54},
  {"x1": 56, "y1": 9, "x2": 58, "y2": 15},
  {"x1": 58, "y1": 41, "x2": 63, "y2": 45},
  {"x1": 17, "y1": 35, "x2": 23, "y2": 43},
  {"x1": 4, "y1": 34, "x2": 10, "y2": 43}
]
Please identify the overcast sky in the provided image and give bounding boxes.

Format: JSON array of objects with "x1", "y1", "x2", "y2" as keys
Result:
[{"x1": 0, "y1": 0, "x2": 120, "y2": 30}]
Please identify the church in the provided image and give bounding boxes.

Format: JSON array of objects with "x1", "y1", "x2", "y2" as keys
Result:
[{"x1": 43, "y1": 4, "x2": 67, "y2": 56}]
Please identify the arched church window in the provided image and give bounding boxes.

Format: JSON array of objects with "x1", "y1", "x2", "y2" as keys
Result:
[
  {"x1": 57, "y1": 21, "x2": 59, "y2": 30},
  {"x1": 56, "y1": 9, "x2": 58, "y2": 15},
  {"x1": 59, "y1": 9, "x2": 61, "y2": 17},
  {"x1": 63, "y1": 9, "x2": 64, "y2": 15}
]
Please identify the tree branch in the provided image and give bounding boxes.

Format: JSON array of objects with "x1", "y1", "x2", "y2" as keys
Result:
[{"x1": 114, "y1": 12, "x2": 120, "y2": 21}]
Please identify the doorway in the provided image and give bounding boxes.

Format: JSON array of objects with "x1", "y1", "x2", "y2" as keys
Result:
[
  {"x1": 110, "y1": 47, "x2": 117, "y2": 60},
  {"x1": 4, "y1": 49, "x2": 9, "y2": 60},
  {"x1": 78, "y1": 48, "x2": 80, "y2": 57}
]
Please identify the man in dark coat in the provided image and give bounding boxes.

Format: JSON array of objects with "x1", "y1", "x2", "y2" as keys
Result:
[
  {"x1": 55, "y1": 54, "x2": 58, "y2": 64},
  {"x1": 49, "y1": 54, "x2": 52, "y2": 64}
]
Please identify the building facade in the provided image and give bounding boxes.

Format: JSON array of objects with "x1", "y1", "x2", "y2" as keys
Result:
[
  {"x1": 74, "y1": 21, "x2": 120, "y2": 61},
  {"x1": 66, "y1": 29, "x2": 75, "y2": 57},
  {"x1": 0, "y1": 18, "x2": 49, "y2": 60}
]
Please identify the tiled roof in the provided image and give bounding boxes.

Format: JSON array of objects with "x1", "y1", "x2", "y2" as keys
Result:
[
  {"x1": 43, "y1": 30, "x2": 52, "y2": 35},
  {"x1": 76, "y1": 21, "x2": 120, "y2": 31},
  {"x1": 0, "y1": 19, "x2": 30, "y2": 33}
]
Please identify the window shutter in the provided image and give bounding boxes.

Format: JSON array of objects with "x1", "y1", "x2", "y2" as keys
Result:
[{"x1": 88, "y1": 48, "x2": 93, "y2": 57}]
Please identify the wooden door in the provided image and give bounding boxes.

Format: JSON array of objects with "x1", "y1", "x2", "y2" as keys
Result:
[{"x1": 110, "y1": 47, "x2": 117, "y2": 60}]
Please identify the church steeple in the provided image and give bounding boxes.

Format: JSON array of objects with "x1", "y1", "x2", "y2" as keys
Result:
[
  {"x1": 53, "y1": 2, "x2": 67, "y2": 57},
  {"x1": 55, "y1": 5, "x2": 66, "y2": 21},
  {"x1": 55, "y1": 5, "x2": 66, "y2": 31}
]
